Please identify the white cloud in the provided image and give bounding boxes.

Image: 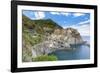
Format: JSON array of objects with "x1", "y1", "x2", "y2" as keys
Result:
[
  {"x1": 78, "y1": 20, "x2": 90, "y2": 25},
  {"x1": 50, "y1": 12, "x2": 60, "y2": 15},
  {"x1": 50, "y1": 12, "x2": 85, "y2": 17},
  {"x1": 61, "y1": 12, "x2": 70, "y2": 16},
  {"x1": 73, "y1": 13, "x2": 85, "y2": 17},
  {"x1": 50, "y1": 12, "x2": 70, "y2": 16},
  {"x1": 34, "y1": 12, "x2": 45, "y2": 19}
]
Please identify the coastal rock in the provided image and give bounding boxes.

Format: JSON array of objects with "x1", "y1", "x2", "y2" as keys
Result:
[{"x1": 53, "y1": 28, "x2": 84, "y2": 45}]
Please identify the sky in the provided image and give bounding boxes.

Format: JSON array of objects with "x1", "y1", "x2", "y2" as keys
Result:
[{"x1": 22, "y1": 10, "x2": 90, "y2": 36}]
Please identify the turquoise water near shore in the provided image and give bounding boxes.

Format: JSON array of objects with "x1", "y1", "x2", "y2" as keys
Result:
[{"x1": 50, "y1": 36, "x2": 90, "y2": 60}]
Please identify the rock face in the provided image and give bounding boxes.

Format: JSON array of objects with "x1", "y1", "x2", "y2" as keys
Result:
[
  {"x1": 53, "y1": 28, "x2": 84, "y2": 44},
  {"x1": 64, "y1": 28, "x2": 83, "y2": 44},
  {"x1": 31, "y1": 28, "x2": 84, "y2": 58}
]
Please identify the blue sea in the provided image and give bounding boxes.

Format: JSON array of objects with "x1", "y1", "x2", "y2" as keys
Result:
[{"x1": 50, "y1": 36, "x2": 90, "y2": 60}]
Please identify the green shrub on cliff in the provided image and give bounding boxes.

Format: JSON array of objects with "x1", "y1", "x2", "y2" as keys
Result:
[{"x1": 32, "y1": 55, "x2": 58, "y2": 61}]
